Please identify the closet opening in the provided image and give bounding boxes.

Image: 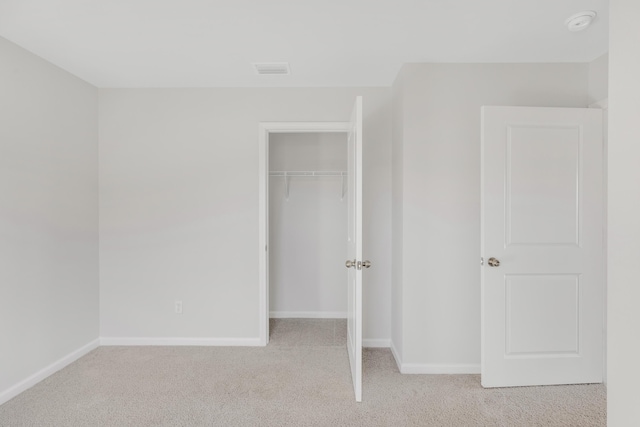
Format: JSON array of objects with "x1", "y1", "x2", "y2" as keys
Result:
[{"x1": 258, "y1": 122, "x2": 350, "y2": 346}]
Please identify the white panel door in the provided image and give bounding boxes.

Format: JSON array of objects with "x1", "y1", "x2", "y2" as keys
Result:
[
  {"x1": 481, "y1": 106, "x2": 604, "y2": 388},
  {"x1": 346, "y1": 96, "x2": 363, "y2": 401}
]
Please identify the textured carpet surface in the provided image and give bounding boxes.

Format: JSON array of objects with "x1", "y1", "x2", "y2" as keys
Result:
[{"x1": 0, "y1": 319, "x2": 606, "y2": 426}]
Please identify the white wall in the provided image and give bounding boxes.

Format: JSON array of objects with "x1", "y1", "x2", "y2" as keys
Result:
[
  {"x1": 269, "y1": 133, "x2": 347, "y2": 317},
  {"x1": 588, "y1": 53, "x2": 609, "y2": 105},
  {"x1": 269, "y1": 133, "x2": 347, "y2": 172},
  {"x1": 0, "y1": 37, "x2": 99, "y2": 402},
  {"x1": 99, "y1": 88, "x2": 392, "y2": 342},
  {"x1": 392, "y1": 63, "x2": 590, "y2": 370},
  {"x1": 608, "y1": 0, "x2": 640, "y2": 424}
]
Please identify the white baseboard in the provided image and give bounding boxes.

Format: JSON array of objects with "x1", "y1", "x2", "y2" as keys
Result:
[
  {"x1": 400, "y1": 363, "x2": 481, "y2": 374},
  {"x1": 362, "y1": 339, "x2": 390, "y2": 348},
  {"x1": 100, "y1": 337, "x2": 262, "y2": 346},
  {"x1": 388, "y1": 341, "x2": 479, "y2": 374},
  {"x1": 0, "y1": 338, "x2": 99, "y2": 406},
  {"x1": 269, "y1": 311, "x2": 347, "y2": 319}
]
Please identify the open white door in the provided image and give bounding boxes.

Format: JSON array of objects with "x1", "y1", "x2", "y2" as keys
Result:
[
  {"x1": 346, "y1": 96, "x2": 364, "y2": 401},
  {"x1": 481, "y1": 106, "x2": 604, "y2": 388}
]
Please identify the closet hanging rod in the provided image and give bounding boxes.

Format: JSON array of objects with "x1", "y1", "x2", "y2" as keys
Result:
[
  {"x1": 269, "y1": 171, "x2": 347, "y2": 177},
  {"x1": 269, "y1": 171, "x2": 348, "y2": 200}
]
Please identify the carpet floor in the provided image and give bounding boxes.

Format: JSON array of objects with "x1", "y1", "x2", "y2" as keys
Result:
[{"x1": 0, "y1": 319, "x2": 606, "y2": 426}]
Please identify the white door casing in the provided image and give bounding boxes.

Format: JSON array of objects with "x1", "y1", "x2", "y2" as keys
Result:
[
  {"x1": 346, "y1": 96, "x2": 363, "y2": 402},
  {"x1": 481, "y1": 106, "x2": 604, "y2": 388},
  {"x1": 258, "y1": 122, "x2": 350, "y2": 346},
  {"x1": 257, "y1": 99, "x2": 363, "y2": 401}
]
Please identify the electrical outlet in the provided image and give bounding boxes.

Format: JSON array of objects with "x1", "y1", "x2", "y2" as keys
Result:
[{"x1": 174, "y1": 300, "x2": 183, "y2": 314}]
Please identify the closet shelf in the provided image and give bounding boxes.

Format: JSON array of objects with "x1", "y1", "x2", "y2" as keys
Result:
[
  {"x1": 269, "y1": 171, "x2": 348, "y2": 200},
  {"x1": 269, "y1": 171, "x2": 347, "y2": 177}
]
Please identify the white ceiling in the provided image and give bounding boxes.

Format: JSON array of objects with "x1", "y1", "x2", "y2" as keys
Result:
[{"x1": 0, "y1": 0, "x2": 609, "y2": 88}]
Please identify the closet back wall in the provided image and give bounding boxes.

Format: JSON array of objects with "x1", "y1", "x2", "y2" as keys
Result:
[{"x1": 269, "y1": 133, "x2": 347, "y2": 318}]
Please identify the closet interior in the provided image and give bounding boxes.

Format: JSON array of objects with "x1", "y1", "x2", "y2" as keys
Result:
[{"x1": 268, "y1": 132, "x2": 348, "y2": 344}]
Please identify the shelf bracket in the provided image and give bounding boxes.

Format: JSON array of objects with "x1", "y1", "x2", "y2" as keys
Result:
[{"x1": 285, "y1": 173, "x2": 290, "y2": 201}]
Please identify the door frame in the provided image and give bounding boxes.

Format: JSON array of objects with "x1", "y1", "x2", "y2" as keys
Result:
[
  {"x1": 258, "y1": 122, "x2": 350, "y2": 346},
  {"x1": 589, "y1": 98, "x2": 608, "y2": 383}
]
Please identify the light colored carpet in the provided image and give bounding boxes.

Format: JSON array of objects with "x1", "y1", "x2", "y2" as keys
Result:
[{"x1": 0, "y1": 319, "x2": 606, "y2": 426}]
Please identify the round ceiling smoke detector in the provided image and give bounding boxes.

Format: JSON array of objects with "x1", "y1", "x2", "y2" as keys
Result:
[{"x1": 565, "y1": 11, "x2": 597, "y2": 32}]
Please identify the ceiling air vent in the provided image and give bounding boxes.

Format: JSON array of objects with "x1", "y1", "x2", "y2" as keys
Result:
[{"x1": 253, "y1": 62, "x2": 291, "y2": 75}]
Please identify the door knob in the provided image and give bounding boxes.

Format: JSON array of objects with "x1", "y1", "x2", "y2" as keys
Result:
[
  {"x1": 488, "y1": 257, "x2": 500, "y2": 267},
  {"x1": 345, "y1": 259, "x2": 356, "y2": 269},
  {"x1": 362, "y1": 260, "x2": 371, "y2": 269}
]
